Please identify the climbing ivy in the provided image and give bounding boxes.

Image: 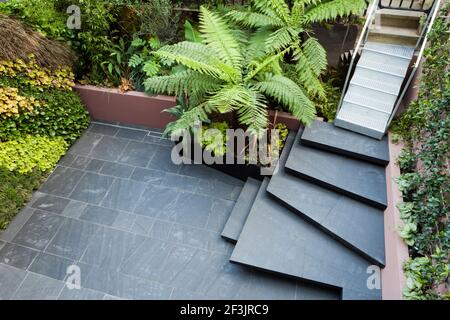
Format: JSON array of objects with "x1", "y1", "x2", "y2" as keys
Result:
[{"x1": 392, "y1": 2, "x2": 449, "y2": 300}]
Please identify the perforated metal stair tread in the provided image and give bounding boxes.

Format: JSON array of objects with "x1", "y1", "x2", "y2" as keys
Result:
[
  {"x1": 300, "y1": 120, "x2": 389, "y2": 165},
  {"x1": 358, "y1": 50, "x2": 411, "y2": 77},
  {"x1": 335, "y1": 102, "x2": 389, "y2": 139},
  {"x1": 221, "y1": 177, "x2": 261, "y2": 243},
  {"x1": 344, "y1": 84, "x2": 397, "y2": 113},
  {"x1": 284, "y1": 137, "x2": 387, "y2": 209},
  {"x1": 351, "y1": 67, "x2": 404, "y2": 95},
  {"x1": 230, "y1": 178, "x2": 382, "y2": 300},
  {"x1": 364, "y1": 42, "x2": 415, "y2": 59}
]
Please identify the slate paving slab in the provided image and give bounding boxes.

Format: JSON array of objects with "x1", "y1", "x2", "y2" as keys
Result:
[
  {"x1": 0, "y1": 122, "x2": 343, "y2": 300},
  {"x1": 28, "y1": 252, "x2": 75, "y2": 281},
  {"x1": 12, "y1": 273, "x2": 65, "y2": 300},
  {"x1": 0, "y1": 264, "x2": 27, "y2": 299},
  {"x1": 0, "y1": 242, "x2": 39, "y2": 269},
  {"x1": 12, "y1": 210, "x2": 65, "y2": 250}
]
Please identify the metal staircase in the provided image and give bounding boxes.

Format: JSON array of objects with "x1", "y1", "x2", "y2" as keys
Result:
[{"x1": 335, "y1": 0, "x2": 441, "y2": 139}]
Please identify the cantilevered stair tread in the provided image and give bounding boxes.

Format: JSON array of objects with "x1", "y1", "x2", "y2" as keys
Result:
[
  {"x1": 301, "y1": 120, "x2": 389, "y2": 165},
  {"x1": 221, "y1": 177, "x2": 261, "y2": 243},
  {"x1": 268, "y1": 129, "x2": 385, "y2": 266},
  {"x1": 285, "y1": 138, "x2": 387, "y2": 209},
  {"x1": 230, "y1": 178, "x2": 382, "y2": 300}
]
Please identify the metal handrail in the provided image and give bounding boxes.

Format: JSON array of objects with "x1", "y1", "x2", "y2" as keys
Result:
[
  {"x1": 384, "y1": 0, "x2": 442, "y2": 131},
  {"x1": 337, "y1": 0, "x2": 380, "y2": 113}
]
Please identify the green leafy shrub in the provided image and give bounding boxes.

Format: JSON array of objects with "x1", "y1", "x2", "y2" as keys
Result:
[
  {"x1": 392, "y1": 2, "x2": 449, "y2": 300},
  {"x1": 103, "y1": 35, "x2": 165, "y2": 90},
  {"x1": 0, "y1": 79, "x2": 90, "y2": 143},
  {"x1": 0, "y1": 55, "x2": 90, "y2": 142},
  {"x1": 0, "y1": 135, "x2": 68, "y2": 173},
  {"x1": 0, "y1": 0, "x2": 69, "y2": 38},
  {"x1": 0, "y1": 167, "x2": 48, "y2": 230}
]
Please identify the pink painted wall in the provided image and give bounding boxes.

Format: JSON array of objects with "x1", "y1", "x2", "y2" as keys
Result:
[{"x1": 382, "y1": 133, "x2": 410, "y2": 300}]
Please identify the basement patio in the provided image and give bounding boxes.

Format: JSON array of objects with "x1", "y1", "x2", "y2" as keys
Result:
[{"x1": 0, "y1": 122, "x2": 339, "y2": 300}]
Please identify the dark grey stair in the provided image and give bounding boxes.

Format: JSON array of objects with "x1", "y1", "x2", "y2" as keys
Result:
[
  {"x1": 221, "y1": 178, "x2": 261, "y2": 243},
  {"x1": 230, "y1": 178, "x2": 381, "y2": 300},
  {"x1": 285, "y1": 137, "x2": 387, "y2": 209},
  {"x1": 301, "y1": 120, "x2": 389, "y2": 166},
  {"x1": 267, "y1": 130, "x2": 385, "y2": 266}
]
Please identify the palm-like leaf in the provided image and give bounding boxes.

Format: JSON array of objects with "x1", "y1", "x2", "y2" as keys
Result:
[
  {"x1": 144, "y1": 70, "x2": 220, "y2": 96},
  {"x1": 199, "y1": 7, "x2": 244, "y2": 73},
  {"x1": 226, "y1": 10, "x2": 285, "y2": 28},
  {"x1": 255, "y1": 74, "x2": 316, "y2": 123},
  {"x1": 301, "y1": 0, "x2": 367, "y2": 24}
]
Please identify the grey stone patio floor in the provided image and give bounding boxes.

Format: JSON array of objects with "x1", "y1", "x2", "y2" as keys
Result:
[{"x1": 0, "y1": 122, "x2": 337, "y2": 300}]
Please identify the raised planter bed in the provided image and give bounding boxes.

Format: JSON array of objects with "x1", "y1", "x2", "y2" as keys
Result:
[
  {"x1": 74, "y1": 85, "x2": 302, "y2": 131},
  {"x1": 74, "y1": 85, "x2": 177, "y2": 129}
]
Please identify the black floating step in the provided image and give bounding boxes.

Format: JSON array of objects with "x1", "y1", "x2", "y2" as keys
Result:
[
  {"x1": 285, "y1": 136, "x2": 387, "y2": 209},
  {"x1": 230, "y1": 178, "x2": 381, "y2": 300},
  {"x1": 221, "y1": 178, "x2": 261, "y2": 243},
  {"x1": 301, "y1": 120, "x2": 389, "y2": 166},
  {"x1": 267, "y1": 163, "x2": 385, "y2": 266}
]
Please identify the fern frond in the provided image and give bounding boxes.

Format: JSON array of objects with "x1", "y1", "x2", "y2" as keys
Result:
[
  {"x1": 253, "y1": 0, "x2": 291, "y2": 23},
  {"x1": 154, "y1": 42, "x2": 237, "y2": 81},
  {"x1": 299, "y1": 37, "x2": 327, "y2": 77},
  {"x1": 226, "y1": 10, "x2": 284, "y2": 28},
  {"x1": 292, "y1": 40, "x2": 327, "y2": 98},
  {"x1": 265, "y1": 27, "x2": 298, "y2": 53},
  {"x1": 142, "y1": 60, "x2": 160, "y2": 77},
  {"x1": 302, "y1": 0, "x2": 367, "y2": 24},
  {"x1": 236, "y1": 89, "x2": 269, "y2": 135},
  {"x1": 255, "y1": 74, "x2": 316, "y2": 124},
  {"x1": 247, "y1": 48, "x2": 288, "y2": 80},
  {"x1": 144, "y1": 70, "x2": 221, "y2": 96},
  {"x1": 166, "y1": 102, "x2": 217, "y2": 136},
  {"x1": 199, "y1": 6, "x2": 244, "y2": 73},
  {"x1": 245, "y1": 27, "x2": 272, "y2": 63}
]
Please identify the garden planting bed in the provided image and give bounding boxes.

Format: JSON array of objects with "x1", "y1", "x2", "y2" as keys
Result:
[{"x1": 75, "y1": 85, "x2": 302, "y2": 131}]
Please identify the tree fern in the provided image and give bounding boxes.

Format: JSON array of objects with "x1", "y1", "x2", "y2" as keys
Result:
[
  {"x1": 224, "y1": 0, "x2": 367, "y2": 105},
  {"x1": 145, "y1": 6, "x2": 320, "y2": 135}
]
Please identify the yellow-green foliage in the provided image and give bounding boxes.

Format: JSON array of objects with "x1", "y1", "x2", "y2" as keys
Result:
[
  {"x1": 198, "y1": 121, "x2": 230, "y2": 157},
  {"x1": 0, "y1": 54, "x2": 75, "y2": 90},
  {"x1": 0, "y1": 87, "x2": 41, "y2": 118},
  {"x1": 274, "y1": 123, "x2": 288, "y2": 149},
  {"x1": 0, "y1": 135, "x2": 68, "y2": 173}
]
